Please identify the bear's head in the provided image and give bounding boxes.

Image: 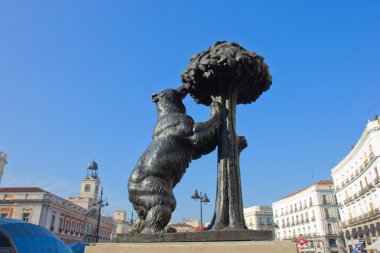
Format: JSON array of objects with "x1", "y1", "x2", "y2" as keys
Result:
[{"x1": 152, "y1": 87, "x2": 187, "y2": 116}]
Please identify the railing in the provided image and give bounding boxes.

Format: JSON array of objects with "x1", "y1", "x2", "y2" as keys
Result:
[{"x1": 342, "y1": 208, "x2": 380, "y2": 227}]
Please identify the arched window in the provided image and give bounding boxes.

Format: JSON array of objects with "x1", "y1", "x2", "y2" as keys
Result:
[{"x1": 358, "y1": 227, "x2": 364, "y2": 238}]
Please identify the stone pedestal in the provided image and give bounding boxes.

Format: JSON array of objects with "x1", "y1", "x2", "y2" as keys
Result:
[
  {"x1": 85, "y1": 241, "x2": 296, "y2": 253},
  {"x1": 113, "y1": 230, "x2": 272, "y2": 243}
]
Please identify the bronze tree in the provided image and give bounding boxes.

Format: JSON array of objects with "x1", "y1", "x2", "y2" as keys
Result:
[{"x1": 182, "y1": 41, "x2": 272, "y2": 230}]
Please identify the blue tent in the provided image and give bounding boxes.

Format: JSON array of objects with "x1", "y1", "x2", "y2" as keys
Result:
[
  {"x1": 0, "y1": 218, "x2": 73, "y2": 253},
  {"x1": 67, "y1": 242, "x2": 90, "y2": 253}
]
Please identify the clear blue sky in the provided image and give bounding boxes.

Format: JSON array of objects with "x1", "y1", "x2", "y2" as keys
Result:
[{"x1": 0, "y1": 1, "x2": 379, "y2": 223}]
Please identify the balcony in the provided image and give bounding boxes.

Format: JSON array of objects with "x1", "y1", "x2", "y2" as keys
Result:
[{"x1": 344, "y1": 209, "x2": 379, "y2": 226}]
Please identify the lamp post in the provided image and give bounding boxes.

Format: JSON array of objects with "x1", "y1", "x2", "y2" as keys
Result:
[
  {"x1": 191, "y1": 189, "x2": 210, "y2": 227},
  {"x1": 93, "y1": 187, "x2": 108, "y2": 243}
]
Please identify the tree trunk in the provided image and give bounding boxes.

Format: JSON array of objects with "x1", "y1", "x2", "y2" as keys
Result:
[{"x1": 212, "y1": 86, "x2": 246, "y2": 230}]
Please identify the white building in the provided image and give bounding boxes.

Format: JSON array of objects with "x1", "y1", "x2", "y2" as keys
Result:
[
  {"x1": 272, "y1": 180, "x2": 345, "y2": 253},
  {"x1": 0, "y1": 152, "x2": 7, "y2": 184},
  {"x1": 0, "y1": 160, "x2": 116, "y2": 244},
  {"x1": 331, "y1": 118, "x2": 380, "y2": 252},
  {"x1": 243, "y1": 206, "x2": 273, "y2": 232},
  {"x1": 113, "y1": 210, "x2": 131, "y2": 234}
]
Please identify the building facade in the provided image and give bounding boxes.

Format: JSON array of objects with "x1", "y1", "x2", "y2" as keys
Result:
[
  {"x1": 0, "y1": 161, "x2": 116, "y2": 244},
  {"x1": 272, "y1": 181, "x2": 345, "y2": 253},
  {"x1": 243, "y1": 205, "x2": 273, "y2": 232},
  {"x1": 331, "y1": 118, "x2": 380, "y2": 252},
  {"x1": 0, "y1": 152, "x2": 7, "y2": 184}
]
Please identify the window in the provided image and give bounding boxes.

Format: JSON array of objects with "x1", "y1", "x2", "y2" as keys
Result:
[
  {"x1": 325, "y1": 208, "x2": 330, "y2": 219},
  {"x1": 267, "y1": 217, "x2": 272, "y2": 225},
  {"x1": 50, "y1": 215, "x2": 56, "y2": 231},
  {"x1": 59, "y1": 217, "x2": 64, "y2": 229},
  {"x1": 1, "y1": 213, "x2": 8, "y2": 218},
  {"x1": 329, "y1": 238, "x2": 337, "y2": 247},
  {"x1": 71, "y1": 220, "x2": 75, "y2": 232},
  {"x1": 84, "y1": 184, "x2": 91, "y2": 192},
  {"x1": 309, "y1": 197, "x2": 313, "y2": 206},
  {"x1": 65, "y1": 219, "x2": 70, "y2": 232},
  {"x1": 327, "y1": 223, "x2": 333, "y2": 234},
  {"x1": 22, "y1": 213, "x2": 30, "y2": 222},
  {"x1": 322, "y1": 195, "x2": 327, "y2": 204}
]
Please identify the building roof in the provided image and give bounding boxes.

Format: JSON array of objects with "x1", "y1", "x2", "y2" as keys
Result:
[
  {"x1": 282, "y1": 180, "x2": 334, "y2": 199},
  {"x1": 331, "y1": 119, "x2": 380, "y2": 173},
  {"x1": 0, "y1": 187, "x2": 46, "y2": 193}
]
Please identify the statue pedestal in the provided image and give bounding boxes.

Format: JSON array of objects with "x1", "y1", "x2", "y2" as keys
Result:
[
  {"x1": 113, "y1": 230, "x2": 272, "y2": 243},
  {"x1": 85, "y1": 241, "x2": 296, "y2": 253}
]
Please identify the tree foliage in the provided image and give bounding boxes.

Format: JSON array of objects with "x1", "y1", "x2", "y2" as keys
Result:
[{"x1": 181, "y1": 41, "x2": 272, "y2": 105}]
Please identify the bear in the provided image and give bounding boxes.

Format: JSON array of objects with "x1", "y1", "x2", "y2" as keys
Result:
[{"x1": 128, "y1": 86, "x2": 222, "y2": 234}]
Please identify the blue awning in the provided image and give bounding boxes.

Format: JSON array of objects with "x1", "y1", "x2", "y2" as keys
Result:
[
  {"x1": 0, "y1": 218, "x2": 73, "y2": 253},
  {"x1": 351, "y1": 241, "x2": 364, "y2": 253}
]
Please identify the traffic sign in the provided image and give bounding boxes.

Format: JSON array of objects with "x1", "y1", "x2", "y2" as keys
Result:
[{"x1": 296, "y1": 238, "x2": 308, "y2": 246}]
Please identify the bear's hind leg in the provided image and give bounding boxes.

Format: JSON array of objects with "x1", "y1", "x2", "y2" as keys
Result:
[{"x1": 141, "y1": 205, "x2": 172, "y2": 234}]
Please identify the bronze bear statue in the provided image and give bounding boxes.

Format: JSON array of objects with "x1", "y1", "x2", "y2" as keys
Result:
[{"x1": 128, "y1": 87, "x2": 221, "y2": 234}]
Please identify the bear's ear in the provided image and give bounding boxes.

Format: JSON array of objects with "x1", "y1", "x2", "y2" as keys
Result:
[{"x1": 176, "y1": 85, "x2": 188, "y2": 99}]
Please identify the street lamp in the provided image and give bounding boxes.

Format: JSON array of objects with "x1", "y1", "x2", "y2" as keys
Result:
[
  {"x1": 93, "y1": 187, "x2": 109, "y2": 243},
  {"x1": 191, "y1": 189, "x2": 210, "y2": 227}
]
